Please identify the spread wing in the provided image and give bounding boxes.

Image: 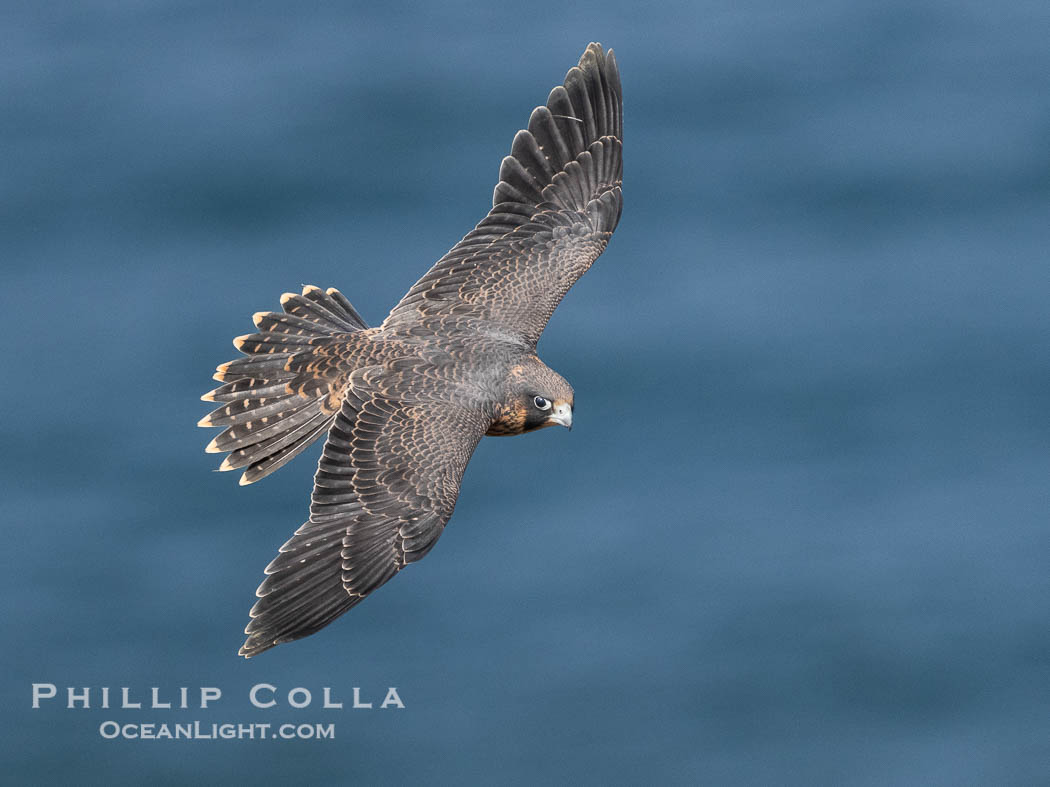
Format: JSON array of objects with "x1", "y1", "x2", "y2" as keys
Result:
[
  {"x1": 383, "y1": 42, "x2": 623, "y2": 347},
  {"x1": 240, "y1": 378, "x2": 488, "y2": 657}
]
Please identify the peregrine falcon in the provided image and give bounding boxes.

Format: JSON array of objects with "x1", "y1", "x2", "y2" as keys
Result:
[{"x1": 200, "y1": 43, "x2": 623, "y2": 656}]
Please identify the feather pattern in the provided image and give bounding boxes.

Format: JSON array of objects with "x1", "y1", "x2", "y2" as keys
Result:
[
  {"x1": 204, "y1": 44, "x2": 624, "y2": 657},
  {"x1": 383, "y1": 42, "x2": 623, "y2": 346},
  {"x1": 239, "y1": 392, "x2": 487, "y2": 656},
  {"x1": 200, "y1": 285, "x2": 368, "y2": 485}
]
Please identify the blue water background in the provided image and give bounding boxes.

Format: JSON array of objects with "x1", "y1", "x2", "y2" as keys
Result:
[{"x1": 2, "y1": 1, "x2": 1048, "y2": 783}]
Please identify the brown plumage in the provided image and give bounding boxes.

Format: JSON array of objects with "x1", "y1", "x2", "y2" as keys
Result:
[{"x1": 199, "y1": 43, "x2": 623, "y2": 656}]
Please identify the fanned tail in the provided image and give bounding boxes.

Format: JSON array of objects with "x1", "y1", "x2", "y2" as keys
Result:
[{"x1": 199, "y1": 285, "x2": 367, "y2": 485}]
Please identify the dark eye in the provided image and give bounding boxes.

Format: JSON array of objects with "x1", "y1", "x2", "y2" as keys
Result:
[{"x1": 533, "y1": 396, "x2": 551, "y2": 411}]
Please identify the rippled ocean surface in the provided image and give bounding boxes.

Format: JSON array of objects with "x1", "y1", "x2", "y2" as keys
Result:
[{"x1": 3, "y1": 1, "x2": 1048, "y2": 783}]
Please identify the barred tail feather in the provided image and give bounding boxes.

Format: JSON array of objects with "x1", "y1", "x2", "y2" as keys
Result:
[{"x1": 200, "y1": 285, "x2": 367, "y2": 485}]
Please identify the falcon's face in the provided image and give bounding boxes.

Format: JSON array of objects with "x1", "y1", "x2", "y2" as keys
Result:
[
  {"x1": 487, "y1": 360, "x2": 575, "y2": 436},
  {"x1": 524, "y1": 392, "x2": 574, "y2": 432},
  {"x1": 519, "y1": 361, "x2": 574, "y2": 433}
]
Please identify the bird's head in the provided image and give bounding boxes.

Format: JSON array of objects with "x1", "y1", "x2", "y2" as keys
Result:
[{"x1": 488, "y1": 357, "x2": 574, "y2": 435}]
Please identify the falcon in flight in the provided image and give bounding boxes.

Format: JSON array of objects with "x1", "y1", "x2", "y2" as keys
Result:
[{"x1": 200, "y1": 43, "x2": 623, "y2": 656}]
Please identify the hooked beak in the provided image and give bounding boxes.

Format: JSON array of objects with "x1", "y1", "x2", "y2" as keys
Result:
[{"x1": 549, "y1": 402, "x2": 573, "y2": 430}]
